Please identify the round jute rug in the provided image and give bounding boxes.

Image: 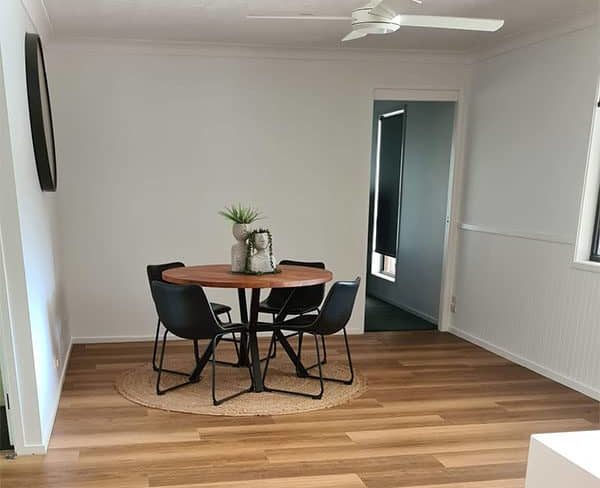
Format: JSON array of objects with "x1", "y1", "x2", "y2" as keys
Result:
[{"x1": 115, "y1": 357, "x2": 367, "y2": 416}]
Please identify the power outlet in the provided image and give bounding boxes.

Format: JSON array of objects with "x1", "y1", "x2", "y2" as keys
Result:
[{"x1": 450, "y1": 295, "x2": 457, "y2": 313}]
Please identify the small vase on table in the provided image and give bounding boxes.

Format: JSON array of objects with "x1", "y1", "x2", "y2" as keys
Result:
[{"x1": 231, "y1": 223, "x2": 248, "y2": 273}]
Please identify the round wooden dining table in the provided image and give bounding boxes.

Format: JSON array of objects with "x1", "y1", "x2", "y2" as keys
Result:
[{"x1": 162, "y1": 264, "x2": 333, "y2": 392}]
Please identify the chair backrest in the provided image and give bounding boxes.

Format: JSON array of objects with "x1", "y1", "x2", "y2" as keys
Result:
[
  {"x1": 264, "y1": 260, "x2": 326, "y2": 312},
  {"x1": 150, "y1": 281, "x2": 221, "y2": 340},
  {"x1": 313, "y1": 277, "x2": 361, "y2": 336},
  {"x1": 146, "y1": 261, "x2": 185, "y2": 287}
]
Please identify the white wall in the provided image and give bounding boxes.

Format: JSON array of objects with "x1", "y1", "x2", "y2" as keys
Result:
[
  {"x1": 46, "y1": 41, "x2": 469, "y2": 341},
  {"x1": 0, "y1": 0, "x2": 71, "y2": 452},
  {"x1": 453, "y1": 24, "x2": 600, "y2": 400}
]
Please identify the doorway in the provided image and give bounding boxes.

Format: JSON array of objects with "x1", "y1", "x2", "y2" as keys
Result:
[
  {"x1": 0, "y1": 365, "x2": 10, "y2": 451},
  {"x1": 365, "y1": 100, "x2": 456, "y2": 332}
]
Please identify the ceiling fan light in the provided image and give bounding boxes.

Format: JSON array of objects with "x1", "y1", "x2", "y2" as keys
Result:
[{"x1": 349, "y1": 3, "x2": 400, "y2": 37}]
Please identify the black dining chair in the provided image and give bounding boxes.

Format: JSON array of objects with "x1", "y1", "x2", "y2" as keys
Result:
[
  {"x1": 150, "y1": 281, "x2": 252, "y2": 404},
  {"x1": 261, "y1": 277, "x2": 360, "y2": 400},
  {"x1": 147, "y1": 262, "x2": 239, "y2": 374},
  {"x1": 258, "y1": 260, "x2": 327, "y2": 364}
]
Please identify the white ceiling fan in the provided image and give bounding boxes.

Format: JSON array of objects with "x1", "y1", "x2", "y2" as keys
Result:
[{"x1": 247, "y1": 0, "x2": 504, "y2": 42}]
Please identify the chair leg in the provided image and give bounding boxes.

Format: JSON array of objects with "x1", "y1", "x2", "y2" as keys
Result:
[
  {"x1": 229, "y1": 316, "x2": 244, "y2": 362},
  {"x1": 303, "y1": 333, "x2": 328, "y2": 371},
  {"x1": 155, "y1": 329, "x2": 167, "y2": 394},
  {"x1": 343, "y1": 327, "x2": 355, "y2": 385},
  {"x1": 297, "y1": 332, "x2": 303, "y2": 362},
  {"x1": 296, "y1": 308, "x2": 324, "y2": 368},
  {"x1": 295, "y1": 331, "x2": 305, "y2": 376},
  {"x1": 214, "y1": 334, "x2": 243, "y2": 368},
  {"x1": 313, "y1": 334, "x2": 325, "y2": 399},
  {"x1": 261, "y1": 333, "x2": 277, "y2": 384},
  {"x1": 216, "y1": 309, "x2": 241, "y2": 365},
  {"x1": 152, "y1": 318, "x2": 161, "y2": 372},
  {"x1": 269, "y1": 314, "x2": 277, "y2": 359},
  {"x1": 306, "y1": 329, "x2": 354, "y2": 385},
  {"x1": 263, "y1": 333, "x2": 323, "y2": 400},
  {"x1": 152, "y1": 319, "x2": 191, "y2": 377},
  {"x1": 211, "y1": 336, "x2": 253, "y2": 406},
  {"x1": 231, "y1": 332, "x2": 240, "y2": 361},
  {"x1": 193, "y1": 339, "x2": 200, "y2": 363},
  {"x1": 156, "y1": 330, "x2": 199, "y2": 396}
]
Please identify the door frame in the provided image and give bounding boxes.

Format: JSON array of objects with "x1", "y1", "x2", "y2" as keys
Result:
[
  {"x1": 0, "y1": 231, "x2": 17, "y2": 450},
  {"x1": 368, "y1": 88, "x2": 467, "y2": 332},
  {"x1": 0, "y1": 46, "x2": 38, "y2": 455}
]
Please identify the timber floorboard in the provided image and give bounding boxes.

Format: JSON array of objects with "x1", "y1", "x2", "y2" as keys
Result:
[{"x1": 0, "y1": 331, "x2": 598, "y2": 487}]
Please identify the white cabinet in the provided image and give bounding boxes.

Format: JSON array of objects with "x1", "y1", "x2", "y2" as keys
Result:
[{"x1": 526, "y1": 431, "x2": 600, "y2": 488}]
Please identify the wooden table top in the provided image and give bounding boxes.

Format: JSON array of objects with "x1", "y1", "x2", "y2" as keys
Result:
[{"x1": 162, "y1": 264, "x2": 333, "y2": 289}]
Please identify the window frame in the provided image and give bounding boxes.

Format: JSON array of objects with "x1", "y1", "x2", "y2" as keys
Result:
[
  {"x1": 590, "y1": 188, "x2": 600, "y2": 262},
  {"x1": 587, "y1": 98, "x2": 600, "y2": 263},
  {"x1": 573, "y1": 82, "x2": 600, "y2": 272}
]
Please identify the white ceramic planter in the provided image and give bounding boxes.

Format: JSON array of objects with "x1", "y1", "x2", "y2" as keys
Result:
[{"x1": 231, "y1": 223, "x2": 248, "y2": 272}]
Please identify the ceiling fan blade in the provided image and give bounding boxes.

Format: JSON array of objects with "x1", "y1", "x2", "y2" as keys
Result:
[
  {"x1": 247, "y1": 15, "x2": 352, "y2": 20},
  {"x1": 342, "y1": 30, "x2": 369, "y2": 42},
  {"x1": 367, "y1": 0, "x2": 421, "y2": 14},
  {"x1": 394, "y1": 15, "x2": 504, "y2": 32},
  {"x1": 364, "y1": 0, "x2": 385, "y2": 9},
  {"x1": 361, "y1": 0, "x2": 396, "y2": 19}
]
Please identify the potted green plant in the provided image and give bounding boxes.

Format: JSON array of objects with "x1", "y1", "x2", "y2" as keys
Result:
[{"x1": 219, "y1": 204, "x2": 263, "y2": 272}]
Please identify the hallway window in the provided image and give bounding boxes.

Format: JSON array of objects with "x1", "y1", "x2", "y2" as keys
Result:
[
  {"x1": 592, "y1": 205, "x2": 600, "y2": 262},
  {"x1": 371, "y1": 107, "x2": 406, "y2": 281},
  {"x1": 373, "y1": 108, "x2": 406, "y2": 260},
  {"x1": 381, "y1": 255, "x2": 396, "y2": 276}
]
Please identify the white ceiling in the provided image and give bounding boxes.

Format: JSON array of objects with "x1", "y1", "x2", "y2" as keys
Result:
[{"x1": 43, "y1": 0, "x2": 597, "y2": 52}]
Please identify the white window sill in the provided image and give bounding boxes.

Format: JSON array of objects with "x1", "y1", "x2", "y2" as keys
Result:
[
  {"x1": 371, "y1": 271, "x2": 396, "y2": 282},
  {"x1": 571, "y1": 260, "x2": 600, "y2": 274}
]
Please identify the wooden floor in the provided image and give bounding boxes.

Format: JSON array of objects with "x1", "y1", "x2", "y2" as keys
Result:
[{"x1": 1, "y1": 332, "x2": 598, "y2": 488}]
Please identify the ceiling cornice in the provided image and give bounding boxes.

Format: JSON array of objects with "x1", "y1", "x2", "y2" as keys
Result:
[
  {"x1": 47, "y1": 37, "x2": 471, "y2": 66},
  {"x1": 468, "y1": 10, "x2": 598, "y2": 64}
]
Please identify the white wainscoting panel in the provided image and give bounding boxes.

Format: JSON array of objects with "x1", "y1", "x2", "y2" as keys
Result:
[{"x1": 454, "y1": 228, "x2": 600, "y2": 401}]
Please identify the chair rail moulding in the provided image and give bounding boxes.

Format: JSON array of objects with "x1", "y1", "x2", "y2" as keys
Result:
[{"x1": 459, "y1": 223, "x2": 575, "y2": 246}]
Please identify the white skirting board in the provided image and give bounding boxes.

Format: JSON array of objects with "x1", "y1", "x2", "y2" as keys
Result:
[
  {"x1": 72, "y1": 328, "x2": 363, "y2": 344},
  {"x1": 72, "y1": 335, "x2": 186, "y2": 344},
  {"x1": 449, "y1": 327, "x2": 600, "y2": 401},
  {"x1": 20, "y1": 338, "x2": 73, "y2": 455}
]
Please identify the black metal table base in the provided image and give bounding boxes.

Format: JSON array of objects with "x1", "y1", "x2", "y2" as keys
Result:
[{"x1": 188, "y1": 287, "x2": 309, "y2": 392}]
